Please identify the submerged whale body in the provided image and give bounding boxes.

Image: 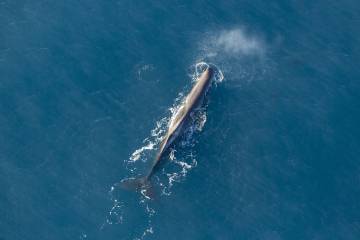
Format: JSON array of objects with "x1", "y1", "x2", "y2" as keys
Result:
[{"x1": 120, "y1": 67, "x2": 214, "y2": 194}]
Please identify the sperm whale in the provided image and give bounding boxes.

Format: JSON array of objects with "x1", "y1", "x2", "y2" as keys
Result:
[{"x1": 120, "y1": 67, "x2": 214, "y2": 193}]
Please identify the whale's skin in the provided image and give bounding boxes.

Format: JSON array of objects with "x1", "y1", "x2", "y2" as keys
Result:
[{"x1": 147, "y1": 67, "x2": 214, "y2": 178}]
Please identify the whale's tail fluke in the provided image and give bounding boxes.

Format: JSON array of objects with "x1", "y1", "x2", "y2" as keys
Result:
[{"x1": 118, "y1": 176, "x2": 154, "y2": 199}]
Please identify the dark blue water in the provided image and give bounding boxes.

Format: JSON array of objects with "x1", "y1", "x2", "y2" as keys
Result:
[{"x1": 1, "y1": 0, "x2": 360, "y2": 239}]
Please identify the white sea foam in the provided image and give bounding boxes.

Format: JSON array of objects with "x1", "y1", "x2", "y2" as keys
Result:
[
  {"x1": 130, "y1": 142, "x2": 156, "y2": 162},
  {"x1": 128, "y1": 116, "x2": 168, "y2": 163}
]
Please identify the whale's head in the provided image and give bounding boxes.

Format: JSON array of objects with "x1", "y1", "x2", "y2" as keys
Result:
[
  {"x1": 201, "y1": 67, "x2": 214, "y2": 81},
  {"x1": 206, "y1": 67, "x2": 214, "y2": 75}
]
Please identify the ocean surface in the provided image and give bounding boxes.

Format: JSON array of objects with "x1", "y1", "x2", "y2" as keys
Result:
[{"x1": 1, "y1": 0, "x2": 360, "y2": 239}]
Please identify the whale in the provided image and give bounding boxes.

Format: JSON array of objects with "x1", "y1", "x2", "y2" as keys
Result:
[{"x1": 120, "y1": 67, "x2": 214, "y2": 194}]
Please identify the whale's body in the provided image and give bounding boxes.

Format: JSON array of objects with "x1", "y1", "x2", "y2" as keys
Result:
[{"x1": 120, "y1": 67, "x2": 214, "y2": 192}]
